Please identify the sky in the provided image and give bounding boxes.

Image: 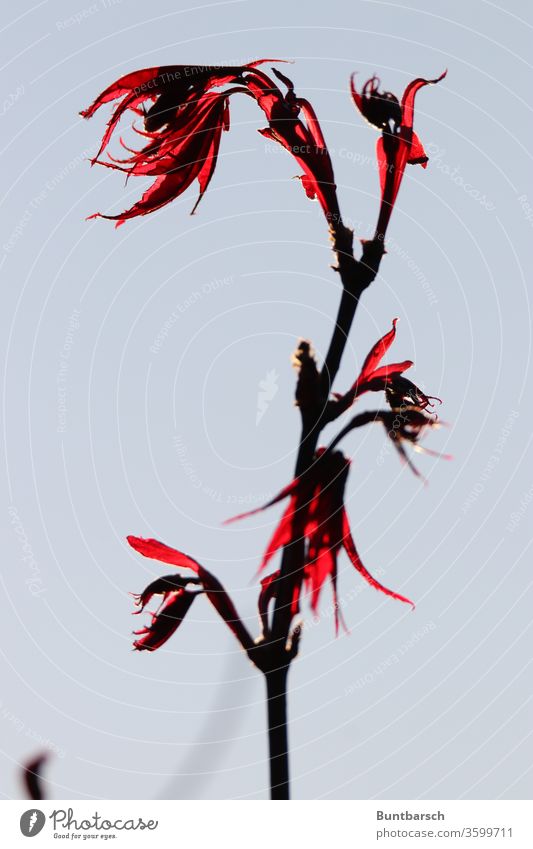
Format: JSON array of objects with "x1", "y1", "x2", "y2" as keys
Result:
[{"x1": 1, "y1": 0, "x2": 532, "y2": 800}]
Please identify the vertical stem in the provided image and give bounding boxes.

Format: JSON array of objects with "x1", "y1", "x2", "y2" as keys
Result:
[
  {"x1": 319, "y1": 283, "x2": 361, "y2": 400},
  {"x1": 265, "y1": 666, "x2": 290, "y2": 799},
  {"x1": 271, "y1": 272, "x2": 364, "y2": 643},
  {"x1": 265, "y1": 231, "x2": 385, "y2": 798}
]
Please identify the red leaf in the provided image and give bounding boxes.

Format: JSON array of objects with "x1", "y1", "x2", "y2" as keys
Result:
[
  {"x1": 127, "y1": 536, "x2": 201, "y2": 572},
  {"x1": 133, "y1": 590, "x2": 196, "y2": 651},
  {"x1": 364, "y1": 359, "x2": 413, "y2": 383},
  {"x1": 223, "y1": 477, "x2": 299, "y2": 524},
  {"x1": 408, "y1": 131, "x2": 429, "y2": 166},
  {"x1": 131, "y1": 573, "x2": 198, "y2": 613},
  {"x1": 401, "y1": 71, "x2": 447, "y2": 130},
  {"x1": 358, "y1": 318, "x2": 399, "y2": 382},
  {"x1": 258, "y1": 570, "x2": 280, "y2": 631},
  {"x1": 258, "y1": 499, "x2": 299, "y2": 572},
  {"x1": 349, "y1": 73, "x2": 364, "y2": 114},
  {"x1": 127, "y1": 536, "x2": 254, "y2": 650},
  {"x1": 342, "y1": 512, "x2": 414, "y2": 608}
]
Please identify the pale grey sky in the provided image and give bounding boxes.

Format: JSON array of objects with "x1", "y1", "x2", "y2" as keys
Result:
[{"x1": 1, "y1": 0, "x2": 532, "y2": 800}]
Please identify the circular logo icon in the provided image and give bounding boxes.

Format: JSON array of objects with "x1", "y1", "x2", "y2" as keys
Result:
[{"x1": 20, "y1": 809, "x2": 46, "y2": 837}]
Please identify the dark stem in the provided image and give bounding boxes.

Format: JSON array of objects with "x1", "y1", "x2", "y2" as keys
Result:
[
  {"x1": 292, "y1": 281, "x2": 362, "y2": 479},
  {"x1": 272, "y1": 232, "x2": 384, "y2": 644},
  {"x1": 265, "y1": 665, "x2": 290, "y2": 800},
  {"x1": 320, "y1": 282, "x2": 361, "y2": 401},
  {"x1": 23, "y1": 754, "x2": 48, "y2": 800},
  {"x1": 265, "y1": 228, "x2": 386, "y2": 799}
]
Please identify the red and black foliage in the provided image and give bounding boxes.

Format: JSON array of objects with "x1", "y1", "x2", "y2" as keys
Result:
[
  {"x1": 81, "y1": 61, "x2": 339, "y2": 225},
  {"x1": 127, "y1": 536, "x2": 254, "y2": 653},
  {"x1": 130, "y1": 572, "x2": 202, "y2": 651},
  {"x1": 85, "y1": 60, "x2": 450, "y2": 800},
  {"x1": 351, "y1": 71, "x2": 446, "y2": 239},
  {"x1": 127, "y1": 402, "x2": 441, "y2": 650},
  {"x1": 319, "y1": 318, "x2": 447, "y2": 479},
  {"x1": 245, "y1": 66, "x2": 340, "y2": 221},
  {"x1": 328, "y1": 317, "x2": 441, "y2": 420},
  {"x1": 225, "y1": 448, "x2": 414, "y2": 636}
]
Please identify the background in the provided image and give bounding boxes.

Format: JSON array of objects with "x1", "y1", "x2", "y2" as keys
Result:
[{"x1": 1, "y1": 0, "x2": 532, "y2": 800}]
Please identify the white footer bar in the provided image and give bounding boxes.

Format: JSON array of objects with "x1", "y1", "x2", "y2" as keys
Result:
[{"x1": 1, "y1": 799, "x2": 531, "y2": 847}]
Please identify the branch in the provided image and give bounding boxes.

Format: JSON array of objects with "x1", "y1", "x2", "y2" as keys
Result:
[{"x1": 271, "y1": 229, "x2": 387, "y2": 643}]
